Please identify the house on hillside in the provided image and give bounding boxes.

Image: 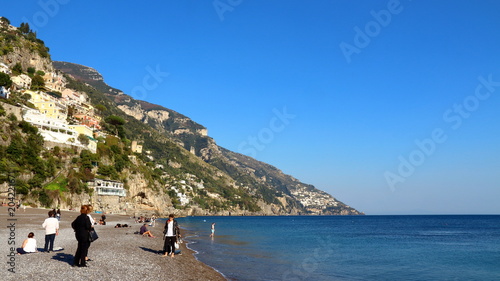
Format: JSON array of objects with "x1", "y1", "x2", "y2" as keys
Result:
[
  {"x1": 87, "y1": 179, "x2": 126, "y2": 197},
  {"x1": 26, "y1": 90, "x2": 68, "y2": 121},
  {"x1": 11, "y1": 74, "x2": 32, "y2": 89},
  {"x1": 43, "y1": 72, "x2": 65, "y2": 92},
  {"x1": 33, "y1": 99, "x2": 67, "y2": 121},
  {"x1": 131, "y1": 141, "x2": 143, "y2": 153},
  {"x1": 62, "y1": 88, "x2": 87, "y2": 104},
  {"x1": 0, "y1": 63, "x2": 10, "y2": 74},
  {"x1": 0, "y1": 86, "x2": 9, "y2": 99},
  {"x1": 22, "y1": 107, "x2": 96, "y2": 152},
  {"x1": 74, "y1": 113, "x2": 101, "y2": 130},
  {"x1": 68, "y1": 124, "x2": 98, "y2": 152}
]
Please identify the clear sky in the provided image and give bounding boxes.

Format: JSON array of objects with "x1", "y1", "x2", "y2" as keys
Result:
[{"x1": 3, "y1": 0, "x2": 500, "y2": 214}]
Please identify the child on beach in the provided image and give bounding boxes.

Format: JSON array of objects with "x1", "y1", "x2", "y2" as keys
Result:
[{"x1": 17, "y1": 232, "x2": 37, "y2": 254}]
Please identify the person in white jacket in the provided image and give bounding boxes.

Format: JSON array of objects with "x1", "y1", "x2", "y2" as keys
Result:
[
  {"x1": 42, "y1": 210, "x2": 59, "y2": 253},
  {"x1": 17, "y1": 232, "x2": 37, "y2": 254}
]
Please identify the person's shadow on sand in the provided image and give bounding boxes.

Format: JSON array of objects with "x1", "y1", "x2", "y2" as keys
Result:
[
  {"x1": 139, "y1": 246, "x2": 162, "y2": 255},
  {"x1": 51, "y1": 253, "x2": 74, "y2": 265},
  {"x1": 140, "y1": 247, "x2": 182, "y2": 256}
]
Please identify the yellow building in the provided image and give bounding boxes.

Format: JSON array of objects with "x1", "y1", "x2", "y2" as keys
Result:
[
  {"x1": 26, "y1": 90, "x2": 68, "y2": 121},
  {"x1": 24, "y1": 90, "x2": 45, "y2": 103},
  {"x1": 131, "y1": 141, "x2": 143, "y2": 154},
  {"x1": 69, "y1": 124, "x2": 98, "y2": 153},
  {"x1": 68, "y1": 124, "x2": 93, "y2": 137},
  {"x1": 34, "y1": 100, "x2": 67, "y2": 121}
]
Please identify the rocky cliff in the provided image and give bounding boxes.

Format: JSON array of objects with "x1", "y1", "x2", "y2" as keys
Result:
[{"x1": 0, "y1": 18, "x2": 53, "y2": 74}]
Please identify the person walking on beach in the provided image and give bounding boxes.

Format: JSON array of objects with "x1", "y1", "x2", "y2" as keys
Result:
[
  {"x1": 71, "y1": 205, "x2": 92, "y2": 267},
  {"x1": 42, "y1": 210, "x2": 59, "y2": 253},
  {"x1": 210, "y1": 222, "x2": 216, "y2": 238},
  {"x1": 163, "y1": 214, "x2": 181, "y2": 258}
]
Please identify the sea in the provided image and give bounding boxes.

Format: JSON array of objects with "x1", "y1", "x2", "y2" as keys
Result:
[{"x1": 174, "y1": 215, "x2": 500, "y2": 281}]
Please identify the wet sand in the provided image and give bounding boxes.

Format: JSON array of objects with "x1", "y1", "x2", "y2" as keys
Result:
[{"x1": 0, "y1": 206, "x2": 226, "y2": 281}]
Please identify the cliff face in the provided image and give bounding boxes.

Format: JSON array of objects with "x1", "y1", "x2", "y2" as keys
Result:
[
  {"x1": 2, "y1": 46, "x2": 53, "y2": 74},
  {"x1": 0, "y1": 20, "x2": 53, "y2": 74},
  {"x1": 53, "y1": 62, "x2": 363, "y2": 216}
]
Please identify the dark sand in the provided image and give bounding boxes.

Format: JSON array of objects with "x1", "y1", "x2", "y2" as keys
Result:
[{"x1": 0, "y1": 206, "x2": 226, "y2": 281}]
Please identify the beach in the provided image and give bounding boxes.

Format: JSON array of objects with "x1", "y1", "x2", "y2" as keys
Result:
[{"x1": 0, "y1": 206, "x2": 226, "y2": 281}]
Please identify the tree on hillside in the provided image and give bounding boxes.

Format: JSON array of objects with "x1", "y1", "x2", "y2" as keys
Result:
[
  {"x1": 19, "y1": 22, "x2": 31, "y2": 34},
  {"x1": 30, "y1": 74, "x2": 45, "y2": 90},
  {"x1": 95, "y1": 104, "x2": 107, "y2": 112},
  {"x1": 0, "y1": 72, "x2": 12, "y2": 89},
  {"x1": 105, "y1": 115, "x2": 125, "y2": 126},
  {"x1": 0, "y1": 17, "x2": 10, "y2": 25},
  {"x1": 0, "y1": 17, "x2": 10, "y2": 28},
  {"x1": 12, "y1": 63, "x2": 23, "y2": 76},
  {"x1": 27, "y1": 67, "x2": 36, "y2": 76},
  {"x1": 78, "y1": 134, "x2": 89, "y2": 146}
]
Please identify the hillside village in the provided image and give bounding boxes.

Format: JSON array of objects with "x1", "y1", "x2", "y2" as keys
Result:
[{"x1": 1, "y1": 68, "x2": 101, "y2": 153}]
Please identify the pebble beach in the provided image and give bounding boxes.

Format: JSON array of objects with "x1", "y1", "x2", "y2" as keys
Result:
[{"x1": 0, "y1": 206, "x2": 226, "y2": 281}]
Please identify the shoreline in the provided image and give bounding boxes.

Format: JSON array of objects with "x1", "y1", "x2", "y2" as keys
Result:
[
  {"x1": 0, "y1": 206, "x2": 226, "y2": 281},
  {"x1": 181, "y1": 232, "x2": 230, "y2": 281}
]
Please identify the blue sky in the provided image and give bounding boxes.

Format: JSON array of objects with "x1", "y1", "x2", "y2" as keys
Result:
[{"x1": 3, "y1": 0, "x2": 500, "y2": 214}]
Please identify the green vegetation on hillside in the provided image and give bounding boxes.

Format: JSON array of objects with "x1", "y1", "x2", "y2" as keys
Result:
[{"x1": 0, "y1": 18, "x2": 50, "y2": 59}]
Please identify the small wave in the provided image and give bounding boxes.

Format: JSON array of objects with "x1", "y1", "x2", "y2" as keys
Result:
[{"x1": 418, "y1": 231, "x2": 469, "y2": 236}]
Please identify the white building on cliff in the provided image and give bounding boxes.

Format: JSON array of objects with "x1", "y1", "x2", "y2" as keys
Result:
[{"x1": 87, "y1": 179, "x2": 126, "y2": 197}]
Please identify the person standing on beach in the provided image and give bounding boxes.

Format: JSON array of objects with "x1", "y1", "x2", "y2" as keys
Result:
[
  {"x1": 87, "y1": 205, "x2": 96, "y2": 225},
  {"x1": 151, "y1": 214, "x2": 156, "y2": 227},
  {"x1": 71, "y1": 205, "x2": 92, "y2": 267},
  {"x1": 210, "y1": 222, "x2": 216, "y2": 238},
  {"x1": 163, "y1": 214, "x2": 181, "y2": 258},
  {"x1": 42, "y1": 210, "x2": 59, "y2": 253},
  {"x1": 85, "y1": 204, "x2": 95, "y2": 262}
]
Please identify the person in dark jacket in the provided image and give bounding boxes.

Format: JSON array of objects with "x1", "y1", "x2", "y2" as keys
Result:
[
  {"x1": 71, "y1": 205, "x2": 92, "y2": 267},
  {"x1": 163, "y1": 214, "x2": 181, "y2": 257}
]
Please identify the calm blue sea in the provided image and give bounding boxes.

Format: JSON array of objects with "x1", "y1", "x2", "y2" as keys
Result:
[{"x1": 176, "y1": 215, "x2": 500, "y2": 281}]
